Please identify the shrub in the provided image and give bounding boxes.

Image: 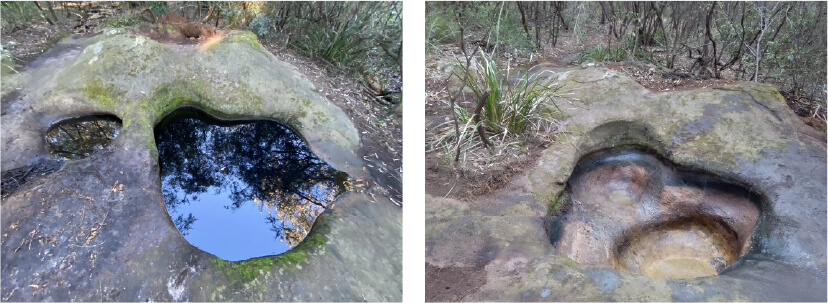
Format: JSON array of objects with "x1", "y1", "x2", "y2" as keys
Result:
[
  {"x1": 430, "y1": 52, "x2": 563, "y2": 169},
  {"x1": 1, "y1": 2, "x2": 44, "y2": 33}
]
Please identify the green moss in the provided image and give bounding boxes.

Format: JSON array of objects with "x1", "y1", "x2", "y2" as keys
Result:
[
  {"x1": 205, "y1": 31, "x2": 268, "y2": 56},
  {"x1": 549, "y1": 191, "x2": 568, "y2": 216},
  {"x1": 82, "y1": 80, "x2": 124, "y2": 108},
  {"x1": 139, "y1": 80, "x2": 210, "y2": 124},
  {"x1": 1, "y1": 54, "x2": 15, "y2": 77},
  {"x1": 562, "y1": 255, "x2": 579, "y2": 268},
  {"x1": 122, "y1": 117, "x2": 132, "y2": 129},
  {"x1": 211, "y1": 214, "x2": 332, "y2": 289},
  {"x1": 145, "y1": 138, "x2": 156, "y2": 151}
]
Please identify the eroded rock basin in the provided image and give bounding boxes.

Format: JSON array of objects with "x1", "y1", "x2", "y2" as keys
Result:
[
  {"x1": 155, "y1": 107, "x2": 350, "y2": 261},
  {"x1": 46, "y1": 114, "x2": 122, "y2": 160},
  {"x1": 554, "y1": 148, "x2": 761, "y2": 279},
  {"x1": 1, "y1": 31, "x2": 401, "y2": 301},
  {"x1": 426, "y1": 67, "x2": 826, "y2": 302}
]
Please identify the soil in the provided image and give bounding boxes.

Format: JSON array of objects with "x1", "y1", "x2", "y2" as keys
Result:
[
  {"x1": 424, "y1": 137, "x2": 548, "y2": 201},
  {"x1": 2, "y1": 3, "x2": 124, "y2": 70},
  {"x1": 3, "y1": 22, "x2": 74, "y2": 71}
]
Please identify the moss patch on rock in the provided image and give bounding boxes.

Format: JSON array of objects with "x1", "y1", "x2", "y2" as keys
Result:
[
  {"x1": 204, "y1": 31, "x2": 269, "y2": 56},
  {"x1": 82, "y1": 80, "x2": 125, "y2": 108},
  {"x1": 211, "y1": 213, "x2": 332, "y2": 289},
  {"x1": 549, "y1": 191, "x2": 568, "y2": 216}
]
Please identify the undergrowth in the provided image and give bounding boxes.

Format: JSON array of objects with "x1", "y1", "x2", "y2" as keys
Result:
[
  {"x1": 428, "y1": 52, "x2": 564, "y2": 171},
  {"x1": 0, "y1": 2, "x2": 44, "y2": 34},
  {"x1": 101, "y1": 14, "x2": 141, "y2": 29}
]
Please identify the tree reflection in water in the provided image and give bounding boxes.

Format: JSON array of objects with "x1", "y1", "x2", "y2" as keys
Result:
[
  {"x1": 155, "y1": 107, "x2": 349, "y2": 258},
  {"x1": 45, "y1": 115, "x2": 122, "y2": 160}
]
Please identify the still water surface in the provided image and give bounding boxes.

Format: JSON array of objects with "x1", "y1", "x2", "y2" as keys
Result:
[
  {"x1": 45, "y1": 115, "x2": 122, "y2": 160},
  {"x1": 155, "y1": 107, "x2": 349, "y2": 261}
]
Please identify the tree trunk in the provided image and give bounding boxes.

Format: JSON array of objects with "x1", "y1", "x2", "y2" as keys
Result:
[
  {"x1": 33, "y1": 1, "x2": 55, "y2": 25},
  {"x1": 46, "y1": 1, "x2": 59, "y2": 24},
  {"x1": 704, "y1": 1, "x2": 720, "y2": 78},
  {"x1": 554, "y1": 2, "x2": 568, "y2": 30},
  {"x1": 516, "y1": 2, "x2": 531, "y2": 41}
]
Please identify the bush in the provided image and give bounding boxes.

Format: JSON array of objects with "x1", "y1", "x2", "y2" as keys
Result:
[
  {"x1": 247, "y1": 15, "x2": 272, "y2": 37},
  {"x1": 101, "y1": 14, "x2": 141, "y2": 29},
  {"x1": 252, "y1": 2, "x2": 401, "y2": 75},
  {"x1": 430, "y1": 52, "x2": 562, "y2": 169},
  {"x1": 1, "y1": 2, "x2": 44, "y2": 33},
  {"x1": 578, "y1": 44, "x2": 628, "y2": 63},
  {"x1": 427, "y1": 2, "x2": 535, "y2": 57}
]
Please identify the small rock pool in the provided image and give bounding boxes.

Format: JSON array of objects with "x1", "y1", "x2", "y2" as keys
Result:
[
  {"x1": 45, "y1": 114, "x2": 122, "y2": 160},
  {"x1": 154, "y1": 107, "x2": 350, "y2": 261}
]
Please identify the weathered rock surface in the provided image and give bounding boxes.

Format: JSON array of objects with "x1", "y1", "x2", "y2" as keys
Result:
[
  {"x1": 426, "y1": 67, "x2": 826, "y2": 301},
  {"x1": 1, "y1": 31, "x2": 400, "y2": 301}
]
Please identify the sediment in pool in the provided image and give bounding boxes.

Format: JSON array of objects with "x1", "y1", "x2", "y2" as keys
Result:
[
  {"x1": 45, "y1": 114, "x2": 122, "y2": 160},
  {"x1": 549, "y1": 147, "x2": 762, "y2": 279}
]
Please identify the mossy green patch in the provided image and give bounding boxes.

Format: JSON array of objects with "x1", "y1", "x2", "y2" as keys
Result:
[
  {"x1": 549, "y1": 191, "x2": 568, "y2": 216},
  {"x1": 211, "y1": 214, "x2": 332, "y2": 289},
  {"x1": 562, "y1": 255, "x2": 579, "y2": 268},
  {"x1": 139, "y1": 80, "x2": 210, "y2": 125},
  {"x1": 1, "y1": 53, "x2": 15, "y2": 77},
  {"x1": 145, "y1": 138, "x2": 156, "y2": 151},
  {"x1": 204, "y1": 31, "x2": 268, "y2": 56},
  {"x1": 82, "y1": 80, "x2": 124, "y2": 108}
]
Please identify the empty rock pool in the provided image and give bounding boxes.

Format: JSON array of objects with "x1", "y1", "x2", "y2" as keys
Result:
[
  {"x1": 550, "y1": 147, "x2": 763, "y2": 279},
  {"x1": 155, "y1": 107, "x2": 350, "y2": 261},
  {"x1": 45, "y1": 114, "x2": 122, "y2": 160}
]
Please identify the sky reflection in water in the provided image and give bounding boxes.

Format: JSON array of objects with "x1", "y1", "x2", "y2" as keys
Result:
[{"x1": 155, "y1": 107, "x2": 349, "y2": 261}]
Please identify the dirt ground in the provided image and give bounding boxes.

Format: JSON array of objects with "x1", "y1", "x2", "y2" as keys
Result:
[{"x1": 2, "y1": 9, "x2": 403, "y2": 205}]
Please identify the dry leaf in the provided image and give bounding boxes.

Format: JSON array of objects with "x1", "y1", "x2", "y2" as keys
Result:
[{"x1": 85, "y1": 228, "x2": 99, "y2": 245}]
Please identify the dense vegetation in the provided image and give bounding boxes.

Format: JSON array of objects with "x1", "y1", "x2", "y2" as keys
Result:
[
  {"x1": 427, "y1": 1, "x2": 826, "y2": 170},
  {"x1": 1, "y1": 1, "x2": 402, "y2": 104},
  {"x1": 428, "y1": 1, "x2": 826, "y2": 125}
]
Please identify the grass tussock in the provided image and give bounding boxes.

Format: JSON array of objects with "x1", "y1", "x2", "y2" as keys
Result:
[{"x1": 428, "y1": 51, "x2": 565, "y2": 171}]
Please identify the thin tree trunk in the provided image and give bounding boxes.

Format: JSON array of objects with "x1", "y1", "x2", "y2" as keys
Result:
[
  {"x1": 46, "y1": 1, "x2": 59, "y2": 24},
  {"x1": 473, "y1": 91, "x2": 493, "y2": 149},
  {"x1": 33, "y1": 1, "x2": 55, "y2": 25},
  {"x1": 705, "y1": 1, "x2": 719, "y2": 78},
  {"x1": 554, "y1": 2, "x2": 568, "y2": 30},
  {"x1": 516, "y1": 2, "x2": 531, "y2": 41}
]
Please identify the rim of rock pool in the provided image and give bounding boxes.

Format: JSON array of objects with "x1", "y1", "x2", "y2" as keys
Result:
[
  {"x1": 549, "y1": 145, "x2": 767, "y2": 279},
  {"x1": 44, "y1": 113, "x2": 123, "y2": 160},
  {"x1": 153, "y1": 105, "x2": 350, "y2": 262}
]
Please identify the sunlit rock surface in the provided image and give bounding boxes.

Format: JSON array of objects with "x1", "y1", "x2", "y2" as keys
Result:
[{"x1": 1, "y1": 31, "x2": 400, "y2": 301}]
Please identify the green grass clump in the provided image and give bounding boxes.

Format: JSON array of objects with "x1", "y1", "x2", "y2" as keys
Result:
[
  {"x1": 429, "y1": 52, "x2": 563, "y2": 169},
  {"x1": 290, "y1": 20, "x2": 369, "y2": 68},
  {"x1": 101, "y1": 14, "x2": 141, "y2": 29},
  {"x1": 1, "y1": 2, "x2": 44, "y2": 34},
  {"x1": 578, "y1": 44, "x2": 629, "y2": 63}
]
